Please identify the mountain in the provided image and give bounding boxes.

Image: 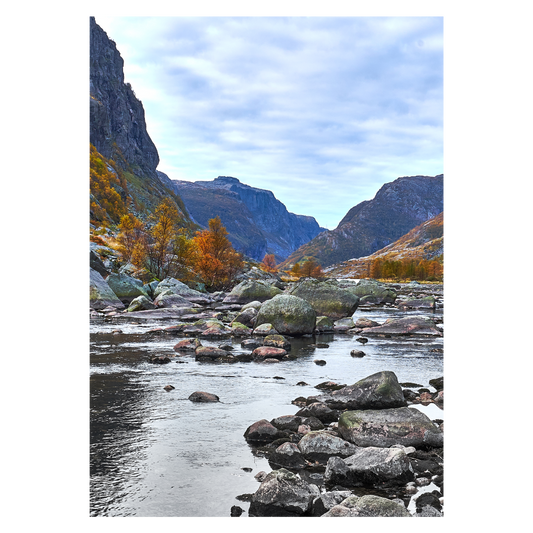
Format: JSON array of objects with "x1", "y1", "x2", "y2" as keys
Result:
[
  {"x1": 89, "y1": 17, "x2": 191, "y2": 225},
  {"x1": 279, "y1": 174, "x2": 443, "y2": 269},
  {"x1": 325, "y1": 212, "x2": 443, "y2": 278},
  {"x1": 172, "y1": 176, "x2": 326, "y2": 261}
]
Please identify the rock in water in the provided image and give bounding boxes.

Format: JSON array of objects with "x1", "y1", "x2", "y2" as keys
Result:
[
  {"x1": 323, "y1": 371, "x2": 407, "y2": 410},
  {"x1": 287, "y1": 279, "x2": 360, "y2": 319},
  {"x1": 338, "y1": 406, "x2": 443, "y2": 448},
  {"x1": 248, "y1": 468, "x2": 320, "y2": 516},
  {"x1": 188, "y1": 391, "x2": 220, "y2": 402},
  {"x1": 254, "y1": 294, "x2": 316, "y2": 336},
  {"x1": 321, "y1": 494, "x2": 411, "y2": 517},
  {"x1": 223, "y1": 280, "x2": 283, "y2": 304}
]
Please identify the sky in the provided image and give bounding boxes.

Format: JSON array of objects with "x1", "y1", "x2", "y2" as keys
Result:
[{"x1": 95, "y1": 16, "x2": 443, "y2": 230}]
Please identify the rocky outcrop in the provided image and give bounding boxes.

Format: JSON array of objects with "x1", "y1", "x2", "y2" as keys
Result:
[
  {"x1": 172, "y1": 176, "x2": 325, "y2": 261},
  {"x1": 90, "y1": 17, "x2": 159, "y2": 178},
  {"x1": 321, "y1": 494, "x2": 412, "y2": 517}
]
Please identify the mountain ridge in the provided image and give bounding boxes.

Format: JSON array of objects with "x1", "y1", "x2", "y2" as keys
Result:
[
  {"x1": 172, "y1": 176, "x2": 326, "y2": 261},
  {"x1": 280, "y1": 174, "x2": 443, "y2": 269}
]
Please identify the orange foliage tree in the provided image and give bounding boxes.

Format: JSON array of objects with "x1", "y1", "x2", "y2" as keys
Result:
[
  {"x1": 298, "y1": 258, "x2": 324, "y2": 278},
  {"x1": 261, "y1": 253, "x2": 278, "y2": 273},
  {"x1": 116, "y1": 213, "x2": 146, "y2": 266},
  {"x1": 192, "y1": 216, "x2": 244, "y2": 290}
]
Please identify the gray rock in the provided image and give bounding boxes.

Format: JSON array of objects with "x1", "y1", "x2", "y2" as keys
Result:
[
  {"x1": 287, "y1": 279, "x2": 360, "y2": 319},
  {"x1": 249, "y1": 469, "x2": 320, "y2": 516},
  {"x1": 324, "y1": 447, "x2": 415, "y2": 487},
  {"x1": 315, "y1": 316, "x2": 334, "y2": 333},
  {"x1": 269, "y1": 442, "x2": 308, "y2": 470},
  {"x1": 298, "y1": 431, "x2": 358, "y2": 463},
  {"x1": 223, "y1": 280, "x2": 283, "y2": 304},
  {"x1": 127, "y1": 295, "x2": 156, "y2": 312},
  {"x1": 153, "y1": 290, "x2": 195, "y2": 308},
  {"x1": 343, "y1": 279, "x2": 397, "y2": 305},
  {"x1": 255, "y1": 294, "x2": 316, "y2": 336},
  {"x1": 363, "y1": 315, "x2": 443, "y2": 337},
  {"x1": 244, "y1": 419, "x2": 280, "y2": 443},
  {"x1": 338, "y1": 406, "x2": 443, "y2": 448},
  {"x1": 321, "y1": 494, "x2": 411, "y2": 517},
  {"x1": 90, "y1": 268, "x2": 125, "y2": 310},
  {"x1": 312, "y1": 491, "x2": 353, "y2": 516},
  {"x1": 106, "y1": 272, "x2": 149, "y2": 303},
  {"x1": 323, "y1": 371, "x2": 407, "y2": 410},
  {"x1": 188, "y1": 391, "x2": 220, "y2": 402},
  {"x1": 154, "y1": 277, "x2": 212, "y2": 305}
]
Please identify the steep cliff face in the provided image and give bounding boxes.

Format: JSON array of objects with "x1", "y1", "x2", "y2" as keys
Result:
[
  {"x1": 90, "y1": 17, "x2": 159, "y2": 178},
  {"x1": 90, "y1": 17, "x2": 191, "y2": 224},
  {"x1": 173, "y1": 176, "x2": 325, "y2": 261},
  {"x1": 280, "y1": 175, "x2": 443, "y2": 268}
]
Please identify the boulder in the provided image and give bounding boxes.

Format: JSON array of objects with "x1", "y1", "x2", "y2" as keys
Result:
[
  {"x1": 269, "y1": 442, "x2": 308, "y2": 470},
  {"x1": 323, "y1": 371, "x2": 407, "y2": 410},
  {"x1": 354, "y1": 317, "x2": 380, "y2": 328},
  {"x1": 343, "y1": 279, "x2": 397, "y2": 305},
  {"x1": 363, "y1": 316, "x2": 443, "y2": 337},
  {"x1": 296, "y1": 402, "x2": 338, "y2": 424},
  {"x1": 231, "y1": 322, "x2": 252, "y2": 337},
  {"x1": 321, "y1": 495, "x2": 411, "y2": 517},
  {"x1": 333, "y1": 317, "x2": 355, "y2": 332},
  {"x1": 287, "y1": 279, "x2": 360, "y2": 319},
  {"x1": 127, "y1": 295, "x2": 156, "y2": 312},
  {"x1": 241, "y1": 338, "x2": 263, "y2": 350},
  {"x1": 231, "y1": 307, "x2": 257, "y2": 327},
  {"x1": 315, "y1": 316, "x2": 334, "y2": 333},
  {"x1": 90, "y1": 250, "x2": 109, "y2": 277},
  {"x1": 297, "y1": 431, "x2": 358, "y2": 463},
  {"x1": 252, "y1": 346, "x2": 288, "y2": 361},
  {"x1": 255, "y1": 294, "x2": 316, "y2": 336},
  {"x1": 311, "y1": 491, "x2": 352, "y2": 516},
  {"x1": 244, "y1": 419, "x2": 280, "y2": 443},
  {"x1": 324, "y1": 447, "x2": 415, "y2": 487},
  {"x1": 153, "y1": 290, "x2": 195, "y2": 308},
  {"x1": 106, "y1": 272, "x2": 149, "y2": 304},
  {"x1": 223, "y1": 280, "x2": 283, "y2": 304},
  {"x1": 188, "y1": 391, "x2": 220, "y2": 402},
  {"x1": 253, "y1": 323, "x2": 279, "y2": 336},
  {"x1": 90, "y1": 268, "x2": 125, "y2": 310},
  {"x1": 248, "y1": 469, "x2": 320, "y2": 516},
  {"x1": 154, "y1": 277, "x2": 212, "y2": 305},
  {"x1": 173, "y1": 338, "x2": 202, "y2": 353},
  {"x1": 263, "y1": 334, "x2": 291, "y2": 350},
  {"x1": 338, "y1": 407, "x2": 443, "y2": 448},
  {"x1": 429, "y1": 376, "x2": 444, "y2": 391},
  {"x1": 195, "y1": 346, "x2": 229, "y2": 361}
]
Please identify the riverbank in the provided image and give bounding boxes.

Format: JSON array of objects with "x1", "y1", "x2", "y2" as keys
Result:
[{"x1": 90, "y1": 275, "x2": 443, "y2": 516}]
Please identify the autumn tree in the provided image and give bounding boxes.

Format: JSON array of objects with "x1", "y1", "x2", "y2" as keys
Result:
[
  {"x1": 290, "y1": 262, "x2": 302, "y2": 277},
  {"x1": 299, "y1": 258, "x2": 324, "y2": 278},
  {"x1": 193, "y1": 216, "x2": 244, "y2": 291},
  {"x1": 116, "y1": 213, "x2": 146, "y2": 266},
  {"x1": 261, "y1": 253, "x2": 278, "y2": 273}
]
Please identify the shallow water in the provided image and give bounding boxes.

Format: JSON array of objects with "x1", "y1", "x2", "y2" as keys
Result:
[{"x1": 90, "y1": 306, "x2": 443, "y2": 517}]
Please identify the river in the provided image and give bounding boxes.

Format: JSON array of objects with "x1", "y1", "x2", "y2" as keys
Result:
[{"x1": 90, "y1": 306, "x2": 443, "y2": 517}]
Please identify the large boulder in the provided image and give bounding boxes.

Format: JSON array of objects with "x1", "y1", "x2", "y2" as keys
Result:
[
  {"x1": 324, "y1": 447, "x2": 415, "y2": 487},
  {"x1": 342, "y1": 279, "x2": 397, "y2": 305},
  {"x1": 321, "y1": 494, "x2": 411, "y2": 517},
  {"x1": 269, "y1": 442, "x2": 308, "y2": 470},
  {"x1": 338, "y1": 407, "x2": 443, "y2": 448},
  {"x1": 244, "y1": 419, "x2": 280, "y2": 443},
  {"x1": 154, "y1": 277, "x2": 212, "y2": 305},
  {"x1": 287, "y1": 279, "x2": 360, "y2": 319},
  {"x1": 106, "y1": 272, "x2": 149, "y2": 304},
  {"x1": 249, "y1": 468, "x2": 320, "y2": 516},
  {"x1": 153, "y1": 289, "x2": 196, "y2": 308},
  {"x1": 223, "y1": 280, "x2": 282, "y2": 304},
  {"x1": 297, "y1": 431, "x2": 358, "y2": 463},
  {"x1": 127, "y1": 295, "x2": 156, "y2": 312},
  {"x1": 363, "y1": 316, "x2": 443, "y2": 337},
  {"x1": 321, "y1": 371, "x2": 407, "y2": 410},
  {"x1": 90, "y1": 268, "x2": 125, "y2": 310},
  {"x1": 254, "y1": 294, "x2": 316, "y2": 336}
]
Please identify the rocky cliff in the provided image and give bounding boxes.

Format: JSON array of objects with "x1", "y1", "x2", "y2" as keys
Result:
[
  {"x1": 173, "y1": 176, "x2": 326, "y2": 261},
  {"x1": 90, "y1": 17, "x2": 191, "y2": 223},
  {"x1": 280, "y1": 175, "x2": 443, "y2": 268}
]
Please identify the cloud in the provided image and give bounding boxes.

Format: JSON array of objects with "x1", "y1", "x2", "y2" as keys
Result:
[{"x1": 95, "y1": 16, "x2": 443, "y2": 229}]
